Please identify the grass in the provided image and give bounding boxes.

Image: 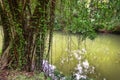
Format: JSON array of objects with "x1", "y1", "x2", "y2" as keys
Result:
[
  {"x1": 8, "y1": 72, "x2": 51, "y2": 80},
  {"x1": 0, "y1": 70, "x2": 51, "y2": 80}
]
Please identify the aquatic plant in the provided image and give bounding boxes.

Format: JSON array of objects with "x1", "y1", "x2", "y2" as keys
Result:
[{"x1": 42, "y1": 51, "x2": 95, "y2": 80}]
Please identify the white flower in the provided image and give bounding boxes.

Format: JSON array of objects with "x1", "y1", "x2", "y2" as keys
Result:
[
  {"x1": 74, "y1": 73, "x2": 87, "y2": 80},
  {"x1": 42, "y1": 60, "x2": 56, "y2": 76},
  {"x1": 103, "y1": 78, "x2": 106, "y2": 80},
  {"x1": 77, "y1": 56, "x2": 81, "y2": 60},
  {"x1": 75, "y1": 73, "x2": 81, "y2": 80},
  {"x1": 75, "y1": 64, "x2": 83, "y2": 74},
  {"x1": 80, "y1": 75, "x2": 87, "y2": 79},
  {"x1": 74, "y1": 52, "x2": 79, "y2": 59},
  {"x1": 82, "y1": 60, "x2": 89, "y2": 69},
  {"x1": 82, "y1": 48, "x2": 87, "y2": 53}
]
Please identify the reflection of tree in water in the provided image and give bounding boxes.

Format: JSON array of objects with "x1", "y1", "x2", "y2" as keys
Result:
[{"x1": 59, "y1": 48, "x2": 95, "y2": 80}]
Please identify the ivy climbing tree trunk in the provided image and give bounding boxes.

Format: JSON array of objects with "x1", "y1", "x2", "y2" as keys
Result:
[{"x1": 0, "y1": 0, "x2": 56, "y2": 72}]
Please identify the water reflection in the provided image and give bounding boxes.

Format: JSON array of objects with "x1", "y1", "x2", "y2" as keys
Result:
[{"x1": 51, "y1": 32, "x2": 120, "y2": 80}]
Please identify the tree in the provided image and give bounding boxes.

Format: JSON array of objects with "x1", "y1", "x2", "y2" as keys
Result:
[{"x1": 0, "y1": 0, "x2": 56, "y2": 72}]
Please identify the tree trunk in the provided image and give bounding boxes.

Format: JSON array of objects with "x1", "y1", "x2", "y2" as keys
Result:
[{"x1": 0, "y1": 0, "x2": 55, "y2": 72}]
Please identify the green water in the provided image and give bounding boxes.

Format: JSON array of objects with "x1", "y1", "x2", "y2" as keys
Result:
[
  {"x1": 51, "y1": 32, "x2": 120, "y2": 80},
  {"x1": 0, "y1": 30, "x2": 120, "y2": 80}
]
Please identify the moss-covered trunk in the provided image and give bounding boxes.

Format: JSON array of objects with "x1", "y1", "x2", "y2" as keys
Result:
[{"x1": 0, "y1": 0, "x2": 55, "y2": 72}]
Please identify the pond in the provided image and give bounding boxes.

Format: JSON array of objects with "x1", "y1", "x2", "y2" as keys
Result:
[
  {"x1": 50, "y1": 32, "x2": 120, "y2": 80},
  {"x1": 0, "y1": 30, "x2": 120, "y2": 80}
]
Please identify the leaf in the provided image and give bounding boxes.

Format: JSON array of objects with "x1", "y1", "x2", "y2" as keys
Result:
[{"x1": 47, "y1": 77, "x2": 52, "y2": 80}]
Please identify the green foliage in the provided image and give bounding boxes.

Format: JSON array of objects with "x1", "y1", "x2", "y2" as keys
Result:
[
  {"x1": 55, "y1": 0, "x2": 97, "y2": 39},
  {"x1": 0, "y1": 0, "x2": 54, "y2": 72},
  {"x1": 53, "y1": 69, "x2": 95, "y2": 80},
  {"x1": 8, "y1": 72, "x2": 52, "y2": 80},
  {"x1": 8, "y1": 71, "x2": 95, "y2": 80},
  {"x1": 54, "y1": 0, "x2": 120, "y2": 39}
]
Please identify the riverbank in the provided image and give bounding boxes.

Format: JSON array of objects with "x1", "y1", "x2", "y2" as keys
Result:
[{"x1": 98, "y1": 28, "x2": 120, "y2": 34}]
